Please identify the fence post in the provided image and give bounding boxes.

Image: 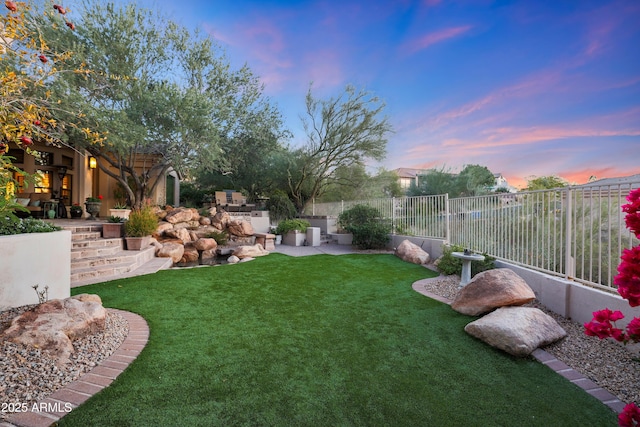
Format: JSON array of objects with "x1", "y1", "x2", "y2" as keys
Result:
[
  {"x1": 445, "y1": 194, "x2": 450, "y2": 244},
  {"x1": 564, "y1": 188, "x2": 574, "y2": 279},
  {"x1": 392, "y1": 197, "x2": 396, "y2": 232},
  {"x1": 312, "y1": 198, "x2": 315, "y2": 216},
  {"x1": 341, "y1": 200, "x2": 344, "y2": 214}
]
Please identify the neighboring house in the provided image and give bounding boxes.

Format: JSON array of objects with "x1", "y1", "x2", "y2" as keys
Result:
[
  {"x1": 393, "y1": 168, "x2": 516, "y2": 194},
  {"x1": 7, "y1": 141, "x2": 179, "y2": 217},
  {"x1": 392, "y1": 168, "x2": 430, "y2": 191}
]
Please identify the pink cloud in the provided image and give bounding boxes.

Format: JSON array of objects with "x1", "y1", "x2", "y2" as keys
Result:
[{"x1": 402, "y1": 25, "x2": 473, "y2": 55}]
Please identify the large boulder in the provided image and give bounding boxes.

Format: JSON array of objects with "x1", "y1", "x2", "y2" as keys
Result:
[
  {"x1": 194, "y1": 238, "x2": 218, "y2": 251},
  {"x1": 1, "y1": 295, "x2": 106, "y2": 364},
  {"x1": 180, "y1": 244, "x2": 200, "y2": 264},
  {"x1": 156, "y1": 242, "x2": 185, "y2": 263},
  {"x1": 451, "y1": 269, "x2": 535, "y2": 316},
  {"x1": 211, "y1": 212, "x2": 231, "y2": 230},
  {"x1": 464, "y1": 307, "x2": 567, "y2": 356},
  {"x1": 227, "y1": 219, "x2": 254, "y2": 237},
  {"x1": 233, "y1": 244, "x2": 269, "y2": 259},
  {"x1": 165, "y1": 207, "x2": 199, "y2": 224},
  {"x1": 164, "y1": 228, "x2": 192, "y2": 243},
  {"x1": 156, "y1": 221, "x2": 174, "y2": 234},
  {"x1": 395, "y1": 239, "x2": 430, "y2": 265}
]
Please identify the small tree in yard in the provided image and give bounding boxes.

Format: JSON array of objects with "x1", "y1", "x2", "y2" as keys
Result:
[{"x1": 338, "y1": 204, "x2": 391, "y2": 249}]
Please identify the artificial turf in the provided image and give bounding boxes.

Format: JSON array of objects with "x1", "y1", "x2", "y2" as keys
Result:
[{"x1": 61, "y1": 253, "x2": 617, "y2": 426}]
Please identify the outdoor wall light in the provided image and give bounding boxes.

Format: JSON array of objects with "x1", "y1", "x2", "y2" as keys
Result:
[{"x1": 88, "y1": 156, "x2": 97, "y2": 169}]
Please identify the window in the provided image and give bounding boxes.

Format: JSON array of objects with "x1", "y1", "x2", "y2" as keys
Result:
[
  {"x1": 34, "y1": 170, "x2": 52, "y2": 194},
  {"x1": 34, "y1": 151, "x2": 53, "y2": 166}
]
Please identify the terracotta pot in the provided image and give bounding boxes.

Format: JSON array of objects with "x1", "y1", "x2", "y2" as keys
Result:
[
  {"x1": 125, "y1": 236, "x2": 150, "y2": 251},
  {"x1": 102, "y1": 223, "x2": 123, "y2": 238}
]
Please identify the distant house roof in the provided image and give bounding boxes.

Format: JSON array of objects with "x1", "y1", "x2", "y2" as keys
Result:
[
  {"x1": 575, "y1": 174, "x2": 640, "y2": 188},
  {"x1": 392, "y1": 168, "x2": 429, "y2": 179}
]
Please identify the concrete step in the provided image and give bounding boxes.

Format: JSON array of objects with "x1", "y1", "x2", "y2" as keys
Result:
[
  {"x1": 71, "y1": 250, "x2": 173, "y2": 287},
  {"x1": 71, "y1": 238, "x2": 124, "y2": 259},
  {"x1": 70, "y1": 246, "x2": 157, "y2": 285}
]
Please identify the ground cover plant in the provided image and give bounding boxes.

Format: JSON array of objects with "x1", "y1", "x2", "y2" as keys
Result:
[{"x1": 62, "y1": 254, "x2": 616, "y2": 426}]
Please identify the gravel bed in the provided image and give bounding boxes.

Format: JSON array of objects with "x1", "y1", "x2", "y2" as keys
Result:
[
  {"x1": 0, "y1": 306, "x2": 128, "y2": 422},
  {"x1": 419, "y1": 266, "x2": 640, "y2": 406}
]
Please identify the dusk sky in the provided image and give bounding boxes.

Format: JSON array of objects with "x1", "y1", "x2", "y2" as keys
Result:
[{"x1": 127, "y1": 0, "x2": 638, "y2": 189}]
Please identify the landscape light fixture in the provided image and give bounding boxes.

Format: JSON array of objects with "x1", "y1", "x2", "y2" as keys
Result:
[{"x1": 88, "y1": 156, "x2": 97, "y2": 169}]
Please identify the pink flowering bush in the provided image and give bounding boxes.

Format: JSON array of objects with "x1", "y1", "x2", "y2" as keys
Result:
[{"x1": 584, "y1": 188, "x2": 640, "y2": 426}]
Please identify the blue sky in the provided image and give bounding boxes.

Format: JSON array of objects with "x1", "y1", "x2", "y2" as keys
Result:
[{"x1": 121, "y1": 0, "x2": 638, "y2": 188}]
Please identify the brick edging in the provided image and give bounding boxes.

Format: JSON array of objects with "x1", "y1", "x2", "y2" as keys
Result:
[
  {"x1": 3, "y1": 309, "x2": 149, "y2": 427},
  {"x1": 411, "y1": 277, "x2": 627, "y2": 414}
]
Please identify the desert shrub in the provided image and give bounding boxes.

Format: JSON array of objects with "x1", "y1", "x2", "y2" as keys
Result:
[
  {"x1": 275, "y1": 219, "x2": 310, "y2": 235},
  {"x1": 205, "y1": 230, "x2": 228, "y2": 246},
  {"x1": 436, "y1": 244, "x2": 495, "y2": 276},
  {"x1": 267, "y1": 190, "x2": 297, "y2": 221},
  {"x1": 125, "y1": 205, "x2": 158, "y2": 237},
  {"x1": 0, "y1": 216, "x2": 61, "y2": 235},
  {"x1": 338, "y1": 204, "x2": 391, "y2": 249}
]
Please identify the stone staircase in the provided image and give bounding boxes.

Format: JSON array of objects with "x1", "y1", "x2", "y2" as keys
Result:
[{"x1": 64, "y1": 223, "x2": 173, "y2": 287}]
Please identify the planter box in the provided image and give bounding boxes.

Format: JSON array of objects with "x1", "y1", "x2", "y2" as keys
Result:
[
  {"x1": 282, "y1": 230, "x2": 306, "y2": 246},
  {"x1": 329, "y1": 233, "x2": 353, "y2": 245},
  {"x1": 125, "y1": 236, "x2": 151, "y2": 251},
  {"x1": 102, "y1": 223, "x2": 124, "y2": 238},
  {"x1": 0, "y1": 230, "x2": 71, "y2": 310},
  {"x1": 109, "y1": 208, "x2": 131, "y2": 220}
]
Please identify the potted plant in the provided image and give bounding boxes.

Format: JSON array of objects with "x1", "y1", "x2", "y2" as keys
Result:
[
  {"x1": 70, "y1": 203, "x2": 83, "y2": 218},
  {"x1": 102, "y1": 215, "x2": 125, "y2": 238},
  {"x1": 276, "y1": 219, "x2": 310, "y2": 246},
  {"x1": 109, "y1": 202, "x2": 131, "y2": 220},
  {"x1": 124, "y1": 205, "x2": 158, "y2": 250},
  {"x1": 85, "y1": 195, "x2": 103, "y2": 220}
]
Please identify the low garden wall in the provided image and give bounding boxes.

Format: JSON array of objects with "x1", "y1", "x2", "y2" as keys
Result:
[
  {"x1": 0, "y1": 230, "x2": 71, "y2": 311},
  {"x1": 496, "y1": 260, "x2": 640, "y2": 329}
]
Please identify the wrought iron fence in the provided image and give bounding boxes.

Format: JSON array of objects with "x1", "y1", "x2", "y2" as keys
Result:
[{"x1": 305, "y1": 179, "x2": 640, "y2": 292}]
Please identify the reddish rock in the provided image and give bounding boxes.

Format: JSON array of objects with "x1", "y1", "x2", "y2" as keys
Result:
[
  {"x1": 451, "y1": 268, "x2": 535, "y2": 316},
  {"x1": 194, "y1": 238, "x2": 218, "y2": 251},
  {"x1": 395, "y1": 239, "x2": 430, "y2": 265},
  {"x1": 233, "y1": 244, "x2": 269, "y2": 259},
  {"x1": 227, "y1": 219, "x2": 254, "y2": 237},
  {"x1": 165, "y1": 207, "x2": 198, "y2": 224},
  {"x1": 1, "y1": 296, "x2": 106, "y2": 364},
  {"x1": 156, "y1": 242, "x2": 185, "y2": 263},
  {"x1": 180, "y1": 245, "x2": 200, "y2": 263},
  {"x1": 211, "y1": 212, "x2": 230, "y2": 230}
]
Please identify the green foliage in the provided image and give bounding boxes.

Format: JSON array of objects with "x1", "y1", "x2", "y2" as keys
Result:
[
  {"x1": 205, "y1": 230, "x2": 228, "y2": 246},
  {"x1": 436, "y1": 244, "x2": 495, "y2": 276},
  {"x1": 524, "y1": 175, "x2": 569, "y2": 191},
  {"x1": 266, "y1": 190, "x2": 297, "y2": 221},
  {"x1": 124, "y1": 206, "x2": 158, "y2": 237},
  {"x1": 275, "y1": 219, "x2": 310, "y2": 235},
  {"x1": 107, "y1": 215, "x2": 126, "y2": 223},
  {"x1": 0, "y1": 216, "x2": 61, "y2": 236},
  {"x1": 409, "y1": 164, "x2": 495, "y2": 197},
  {"x1": 180, "y1": 182, "x2": 208, "y2": 208},
  {"x1": 338, "y1": 204, "x2": 391, "y2": 249},
  {"x1": 289, "y1": 84, "x2": 393, "y2": 212}
]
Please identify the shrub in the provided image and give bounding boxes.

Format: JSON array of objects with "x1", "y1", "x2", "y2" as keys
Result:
[
  {"x1": 124, "y1": 206, "x2": 158, "y2": 237},
  {"x1": 107, "y1": 215, "x2": 125, "y2": 223},
  {"x1": 338, "y1": 204, "x2": 391, "y2": 249},
  {"x1": 0, "y1": 216, "x2": 61, "y2": 235},
  {"x1": 436, "y1": 244, "x2": 495, "y2": 276},
  {"x1": 205, "y1": 230, "x2": 228, "y2": 246},
  {"x1": 267, "y1": 190, "x2": 297, "y2": 222},
  {"x1": 275, "y1": 219, "x2": 310, "y2": 235}
]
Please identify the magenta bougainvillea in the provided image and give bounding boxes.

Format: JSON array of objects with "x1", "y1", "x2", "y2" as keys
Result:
[{"x1": 584, "y1": 188, "x2": 640, "y2": 427}]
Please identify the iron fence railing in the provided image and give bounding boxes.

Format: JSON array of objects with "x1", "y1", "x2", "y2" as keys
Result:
[{"x1": 305, "y1": 179, "x2": 640, "y2": 292}]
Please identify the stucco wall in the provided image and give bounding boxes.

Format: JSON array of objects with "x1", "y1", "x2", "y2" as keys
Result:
[{"x1": 0, "y1": 230, "x2": 71, "y2": 311}]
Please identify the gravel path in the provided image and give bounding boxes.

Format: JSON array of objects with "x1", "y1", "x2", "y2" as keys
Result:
[
  {"x1": 419, "y1": 267, "x2": 640, "y2": 407},
  {"x1": 0, "y1": 266, "x2": 637, "y2": 420}
]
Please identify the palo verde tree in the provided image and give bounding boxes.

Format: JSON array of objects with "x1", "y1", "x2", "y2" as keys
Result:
[
  {"x1": 45, "y1": 0, "x2": 285, "y2": 209},
  {"x1": 288, "y1": 84, "x2": 392, "y2": 213}
]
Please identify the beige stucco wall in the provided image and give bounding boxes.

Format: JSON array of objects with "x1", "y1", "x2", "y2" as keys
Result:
[{"x1": 0, "y1": 230, "x2": 71, "y2": 311}]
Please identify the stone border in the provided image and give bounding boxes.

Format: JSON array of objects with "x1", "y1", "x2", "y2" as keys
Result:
[
  {"x1": 412, "y1": 278, "x2": 626, "y2": 415},
  {"x1": 2, "y1": 309, "x2": 149, "y2": 427}
]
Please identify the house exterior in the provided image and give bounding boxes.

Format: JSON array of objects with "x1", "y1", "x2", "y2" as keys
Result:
[
  {"x1": 7, "y1": 141, "x2": 179, "y2": 218},
  {"x1": 393, "y1": 168, "x2": 516, "y2": 194}
]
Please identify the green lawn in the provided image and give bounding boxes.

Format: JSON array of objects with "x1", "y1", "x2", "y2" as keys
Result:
[{"x1": 62, "y1": 254, "x2": 616, "y2": 426}]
